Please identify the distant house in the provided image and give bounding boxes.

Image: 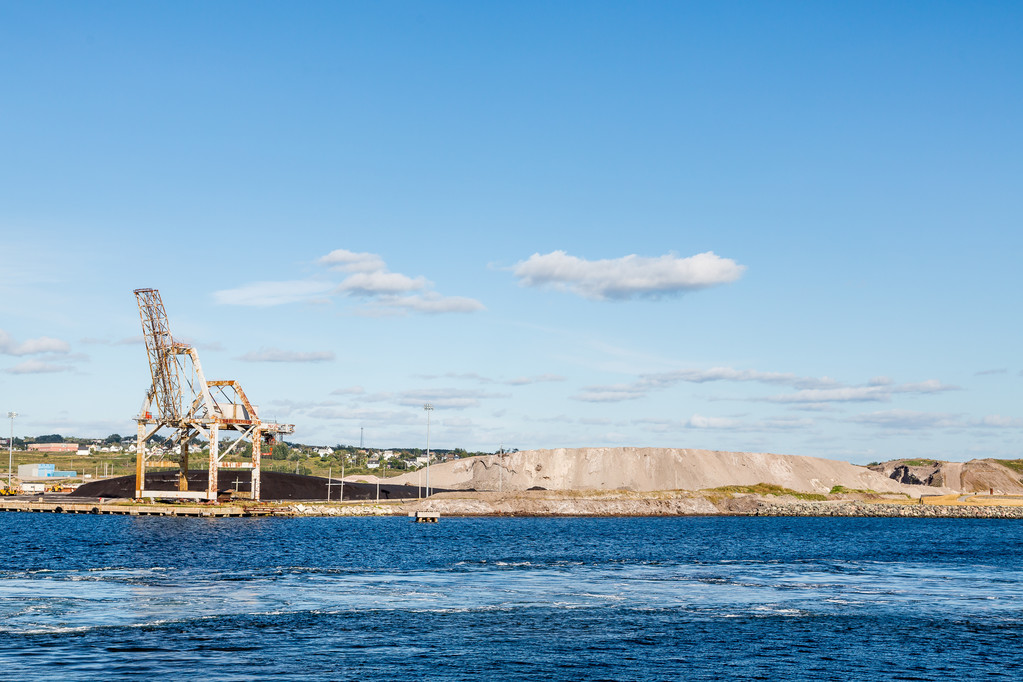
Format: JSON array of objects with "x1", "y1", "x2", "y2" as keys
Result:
[{"x1": 28, "y1": 443, "x2": 78, "y2": 453}]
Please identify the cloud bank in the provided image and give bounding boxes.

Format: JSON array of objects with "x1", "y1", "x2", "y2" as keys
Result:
[
  {"x1": 214, "y1": 248, "x2": 484, "y2": 315},
  {"x1": 0, "y1": 329, "x2": 70, "y2": 356},
  {"x1": 572, "y1": 365, "x2": 958, "y2": 405},
  {"x1": 512, "y1": 250, "x2": 745, "y2": 300},
  {"x1": 5, "y1": 359, "x2": 73, "y2": 374}
]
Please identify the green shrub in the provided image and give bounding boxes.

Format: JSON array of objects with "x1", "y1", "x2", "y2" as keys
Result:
[
  {"x1": 994, "y1": 459, "x2": 1023, "y2": 474},
  {"x1": 707, "y1": 483, "x2": 826, "y2": 501}
]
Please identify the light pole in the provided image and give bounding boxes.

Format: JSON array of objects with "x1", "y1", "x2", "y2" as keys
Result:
[
  {"x1": 7, "y1": 412, "x2": 16, "y2": 489},
  {"x1": 424, "y1": 403, "x2": 433, "y2": 497}
]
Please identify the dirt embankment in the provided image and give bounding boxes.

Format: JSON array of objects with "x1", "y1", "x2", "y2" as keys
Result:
[
  {"x1": 869, "y1": 459, "x2": 1023, "y2": 494},
  {"x1": 389, "y1": 448, "x2": 942, "y2": 496}
]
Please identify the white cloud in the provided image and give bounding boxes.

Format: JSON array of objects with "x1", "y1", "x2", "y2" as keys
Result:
[
  {"x1": 892, "y1": 380, "x2": 958, "y2": 394},
  {"x1": 768, "y1": 386, "x2": 893, "y2": 403},
  {"x1": 768, "y1": 380, "x2": 958, "y2": 404},
  {"x1": 5, "y1": 359, "x2": 73, "y2": 374},
  {"x1": 318, "y1": 249, "x2": 387, "y2": 273},
  {"x1": 416, "y1": 371, "x2": 494, "y2": 383},
  {"x1": 686, "y1": 414, "x2": 742, "y2": 429},
  {"x1": 849, "y1": 410, "x2": 960, "y2": 429},
  {"x1": 512, "y1": 250, "x2": 745, "y2": 300},
  {"x1": 239, "y1": 348, "x2": 335, "y2": 363},
  {"x1": 974, "y1": 415, "x2": 1023, "y2": 428},
  {"x1": 213, "y1": 280, "x2": 334, "y2": 306},
  {"x1": 215, "y1": 249, "x2": 483, "y2": 315},
  {"x1": 336, "y1": 271, "x2": 428, "y2": 296},
  {"x1": 634, "y1": 414, "x2": 814, "y2": 432},
  {"x1": 641, "y1": 367, "x2": 835, "y2": 390},
  {"x1": 572, "y1": 384, "x2": 648, "y2": 402},
  {"x1": 504, "y1": 374, "x2": 566, "y2": 386},
  {"x1": 372, "y1": 293, "x2": 485, "y2": 315},
  {"x1": 572, "y1": 365, "x2": 958, "y2": 407},
  {"x1": 0, "y1": 329, "x2": 70, "y2": 356},
  {"x1": 571, "y1": 365, "x2": 834, "y2": 403}
]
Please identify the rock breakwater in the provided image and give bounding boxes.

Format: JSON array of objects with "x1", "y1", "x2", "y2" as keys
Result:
[{"x1": 759, "y1": 501, "x2": 1023, "y2": 518}]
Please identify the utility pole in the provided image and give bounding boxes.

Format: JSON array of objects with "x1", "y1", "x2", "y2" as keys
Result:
[
  {"x1": 7, "y1": 412, "x2": 16, "y2": 489},
  {"x1": 424, "y1": 403, "x2": 433, "y2": 497}
]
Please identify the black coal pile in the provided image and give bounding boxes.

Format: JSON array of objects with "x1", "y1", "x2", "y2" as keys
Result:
[{"x1": 71, "y1": 470, "x2": 444, "y2": 501}]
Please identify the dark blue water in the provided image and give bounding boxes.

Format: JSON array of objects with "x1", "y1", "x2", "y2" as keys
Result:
[{"x1": 1, "y1": 515, "x2": 1021, "y2": 680}]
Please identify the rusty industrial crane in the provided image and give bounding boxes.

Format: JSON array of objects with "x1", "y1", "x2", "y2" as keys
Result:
[{"x1": 133, "y1": 288, "x2": 294, "y2": 501}]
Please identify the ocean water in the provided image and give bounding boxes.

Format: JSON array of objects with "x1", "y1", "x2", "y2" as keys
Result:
[{"x1": 1, "y1": 514, "x2": 1021, "y2": 680}]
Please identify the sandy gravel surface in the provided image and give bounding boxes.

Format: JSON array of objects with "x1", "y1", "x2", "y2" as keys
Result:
[{"x1": 389, "y1": 448, "x2": 947, "y2": 495}]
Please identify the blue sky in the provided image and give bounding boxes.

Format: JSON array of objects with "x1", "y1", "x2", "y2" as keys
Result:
[{"x1": 1, "y1": 1, "x2": 1020, "y2": 462}]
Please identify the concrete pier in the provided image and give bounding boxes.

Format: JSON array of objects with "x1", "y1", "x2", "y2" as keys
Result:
[
  {"x1": 0, "y1": 499, "x2": 280, "y2": 517},
  {"x1": 411, "y1": 510, "x2": 440, "y2": 523}
]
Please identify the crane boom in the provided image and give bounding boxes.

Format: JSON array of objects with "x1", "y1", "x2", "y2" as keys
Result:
[{"x1": 134, "y1": 288, "x2": 182, "y2": 421}]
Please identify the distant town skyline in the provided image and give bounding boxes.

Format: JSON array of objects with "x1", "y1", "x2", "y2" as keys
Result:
[{"x1": 1, "y1": 2, "x2": 1020, "y2": 463}]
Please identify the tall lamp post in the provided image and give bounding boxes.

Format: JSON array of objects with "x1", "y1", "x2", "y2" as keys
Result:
[
  {"x1": 7, "y1": 412, "x2": 16, "y2": 489},
  {"x1": 424, "y1": 403, "x2": 433, "y2": 497}
]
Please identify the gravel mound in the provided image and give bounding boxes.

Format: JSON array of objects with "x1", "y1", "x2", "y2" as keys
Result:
[{"x1": 387, "y1": 447, "x2": 942, "y2": 495}]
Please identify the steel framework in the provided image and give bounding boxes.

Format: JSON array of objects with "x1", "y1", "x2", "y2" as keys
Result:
[{"x1": 133, "y1": 288, "x2": 294, "y2": 501}]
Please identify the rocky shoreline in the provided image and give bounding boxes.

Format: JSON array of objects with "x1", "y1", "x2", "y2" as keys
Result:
[
  {"x1": 390, "y1": 491, "x2": 1023, "y2": 519},
  {"x1": 8, "y1": 491, "x2": 1023, "y2": 519},
  {"x1": 757, "y1": 501, "x2": 1023, "y2": 518},
  {"x1": 280, "y1": 499, "x2": 1023, "y2": 519}
]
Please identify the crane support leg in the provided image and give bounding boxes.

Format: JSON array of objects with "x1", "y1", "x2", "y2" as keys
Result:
[
  {"x1": 179, "y1": 440, "x2": 189, "y2": 492},
  {"x1": 207, "y1": 423, "x2": 219, "y2": 501},
  {"x1": 252, "y1": 429, "x2": 262, "y2": 501},
  {"x1": 136, "y1": 421, "x2": 146, "y2": 498}
]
